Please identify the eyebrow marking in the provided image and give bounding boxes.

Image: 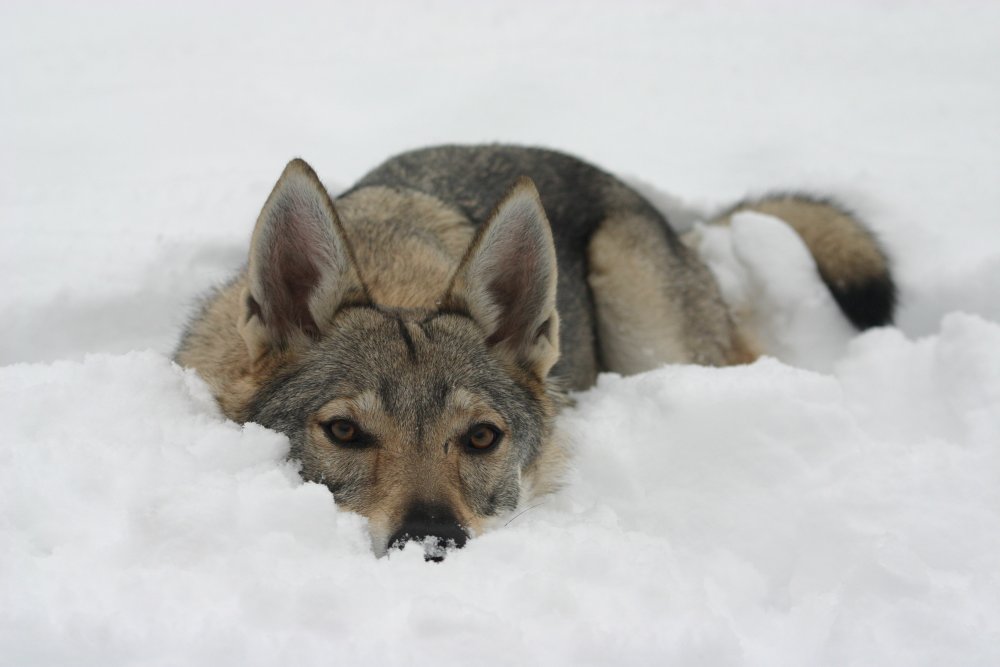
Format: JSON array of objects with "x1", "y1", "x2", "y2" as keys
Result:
[
  {"x1": 354, "y1": 390, "x2": 383, "y2": 415},
  {"x1": 451, "y1": 387, "x2": 477, "y2": 411},
  {"x1": 396, "y1": 315, "x2": 417, "y2": 362}
]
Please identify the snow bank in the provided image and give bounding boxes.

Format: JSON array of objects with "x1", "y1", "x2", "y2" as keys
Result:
[{"x1": 2, "y1": 315, "x2": 998, "y2": 665}]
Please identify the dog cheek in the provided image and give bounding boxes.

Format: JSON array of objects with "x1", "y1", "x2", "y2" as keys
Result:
[
  {"x1": 485, "y1": 478, "x2": 521, "y2": 517},
  {"x1": 299, "y1": 437, "x2": 380, "y2": 512},
  {"x1": 461, "y1": 460, "x2": 521, "y2": 519}
]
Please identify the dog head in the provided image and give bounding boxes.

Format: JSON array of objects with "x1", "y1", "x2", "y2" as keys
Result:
[{"x1": 240, "y1": 160, "x2": 563, "y2": 558}]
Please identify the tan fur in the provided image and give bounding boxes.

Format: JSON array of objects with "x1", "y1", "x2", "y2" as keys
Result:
[
  {"x1": 175, "y1": 275, "x2": 289, "y2": 422},
  {"x1": 177, "y1": 148, "x2": 894, "y2": 557},
  {"x1": 587, "y1": 213, "x2": 748, "y2": 373},
  {"x1": 520, "y1": 422, "x2": 571, "y2": 500},
  {"x1": 305, "y1": 386, "x2": 506, "y2": 543},
  {"x1": 709, "y1": 196, "x2": 889, "y2": 289},
  {"x1": 177, "y1": 165, "x2": 562, "y2": 555},
  {"x1": 296, "y1": 320, "x2": 549, "y2": 554},
  {"x1": 177, "y1": 187, "x2": 477, "y2": 423},
  {"x1": 336, "y1": 187, "x2": 474, "y2": 308}
]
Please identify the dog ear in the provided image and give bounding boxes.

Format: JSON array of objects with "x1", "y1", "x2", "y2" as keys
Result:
[
  {"x1": 239, "y1": 158, "x2": 365, "y2": 361},
  {"x1": 446, "y1": 177, "x2": 560, "y2": 378}
]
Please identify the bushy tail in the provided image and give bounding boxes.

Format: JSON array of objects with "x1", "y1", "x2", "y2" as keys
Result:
[{"x1": 708, "y1": 194, "x2": 896, "y2": 329}]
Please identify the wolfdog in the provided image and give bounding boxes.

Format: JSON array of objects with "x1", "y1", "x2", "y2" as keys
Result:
[{"x1": 175, "y1": 145, "x2": 894, "y2": 559}]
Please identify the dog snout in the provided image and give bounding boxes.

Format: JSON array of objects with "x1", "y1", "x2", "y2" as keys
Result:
[{"x1": 388, "y1": 503, "x2": 468, "y2": 562}]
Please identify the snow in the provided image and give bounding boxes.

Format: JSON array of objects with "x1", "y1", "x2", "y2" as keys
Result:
[
  {"x1": 689, "y1": 211, "x2": 858, "y2": 372},
  {"x1": 2, "y1": 1, "x2": 999, "y2": 665}
]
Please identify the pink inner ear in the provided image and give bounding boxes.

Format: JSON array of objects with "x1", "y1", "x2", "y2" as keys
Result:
[
  {"x1": 486, "y1": 240, "x2": 542, "y2": 346},
  {"x1": 261, "y1": 210, "x2": 323, "y2": 341}
]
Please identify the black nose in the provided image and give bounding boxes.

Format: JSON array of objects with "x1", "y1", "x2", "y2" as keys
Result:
[{"x1": 388, "y1": 504, "x2": 468, "y2": 562}]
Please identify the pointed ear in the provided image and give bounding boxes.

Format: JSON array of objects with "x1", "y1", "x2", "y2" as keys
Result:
[
  {"x1": 239, "y1": 158, "x2": 365, "y2": 360},
  {"x1": 446, "y1": 177, "x2": 560, "y2": 378}
]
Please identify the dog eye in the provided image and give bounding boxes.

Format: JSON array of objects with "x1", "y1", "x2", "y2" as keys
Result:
[
  {"x1": 322, "y1": 419, "x2": 368, "y2": 448},
  {"x1": 463, "y1": 423, "x2": 502, "y2": 452}
]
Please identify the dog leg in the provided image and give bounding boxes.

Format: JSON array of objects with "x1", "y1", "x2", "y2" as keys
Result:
[{"x1": 587, "y1": 213, "x2": 747, "y2": 375}]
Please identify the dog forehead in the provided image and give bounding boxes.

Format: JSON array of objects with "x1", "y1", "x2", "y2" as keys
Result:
[
  {"x1": 248, "y1": 306, "x2": 523, "y2": 433},
  {"x1": 334, "y1": 306, "x2": 484, "y2": 364},
  {"x1": 314, "y1": 307, "x2": 496, "y2": 397}
]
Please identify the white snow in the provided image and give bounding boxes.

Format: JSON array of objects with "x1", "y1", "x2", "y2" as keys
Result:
[
  {"x1": 2, "y1": 1, "x2": 999, "y2": 665},
  {"x1": 688, "y1": 211, "x2": 858, "y2": 372}
]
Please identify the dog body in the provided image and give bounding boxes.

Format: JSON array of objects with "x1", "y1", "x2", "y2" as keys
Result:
[{"x1": 176, "y1": 145, "x2": 894, "y2": 556}]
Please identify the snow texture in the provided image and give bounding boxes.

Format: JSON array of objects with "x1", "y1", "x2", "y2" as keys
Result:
[{"x1": 2, "y1": 2, "x2": 999, "y2": 665}]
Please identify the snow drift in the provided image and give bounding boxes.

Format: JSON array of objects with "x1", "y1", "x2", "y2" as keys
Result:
[{"x1": 2, "y1": 315, "x2": 999, "y2": 665}]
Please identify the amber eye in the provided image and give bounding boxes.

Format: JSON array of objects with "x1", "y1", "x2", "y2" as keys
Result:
[
  {"x1": 463, "y1": 423, "x2": 502, "y2": 453},
  {"x1": 322, "y1": 419, "x2": 369, "y2": 448}
]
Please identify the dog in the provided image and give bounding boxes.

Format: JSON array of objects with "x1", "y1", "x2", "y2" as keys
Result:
[{"x1": 175, "y1": 145, "x2": 894, "y2": 559}]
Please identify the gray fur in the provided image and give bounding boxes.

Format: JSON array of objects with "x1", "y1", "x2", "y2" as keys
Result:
[
  {"x1": 247, "y1": 308, "x2": 543, "y2": 519},
  {"x1": 352, "y1": 144, "x2": 689, "y2": 388},
  {"x1": 176, "y1": 144, "x2": 895, "y2": 556}
]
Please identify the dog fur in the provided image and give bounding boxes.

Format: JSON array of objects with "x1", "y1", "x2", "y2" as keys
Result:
[{"x1": 175, "y1": 145, "x2": 895, "y2": 557}]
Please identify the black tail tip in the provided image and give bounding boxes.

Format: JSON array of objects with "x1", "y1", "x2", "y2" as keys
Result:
[{"x1": 825, "y1": 273, "x2": 897, "y2": 330}]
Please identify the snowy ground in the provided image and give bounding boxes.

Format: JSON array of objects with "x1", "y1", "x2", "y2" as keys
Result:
[{"x1": 2, "y1": 2, "x2": 999, "y2": 665}]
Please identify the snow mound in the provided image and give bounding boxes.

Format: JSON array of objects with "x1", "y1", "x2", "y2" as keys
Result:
[{"x1": 2, "y1": 316, "x2": 998, "y2": 665}]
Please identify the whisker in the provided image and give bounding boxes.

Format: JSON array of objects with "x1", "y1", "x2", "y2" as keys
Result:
[{"x1": 504, "y1": 501, "x2": 548, "y2": 527}]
